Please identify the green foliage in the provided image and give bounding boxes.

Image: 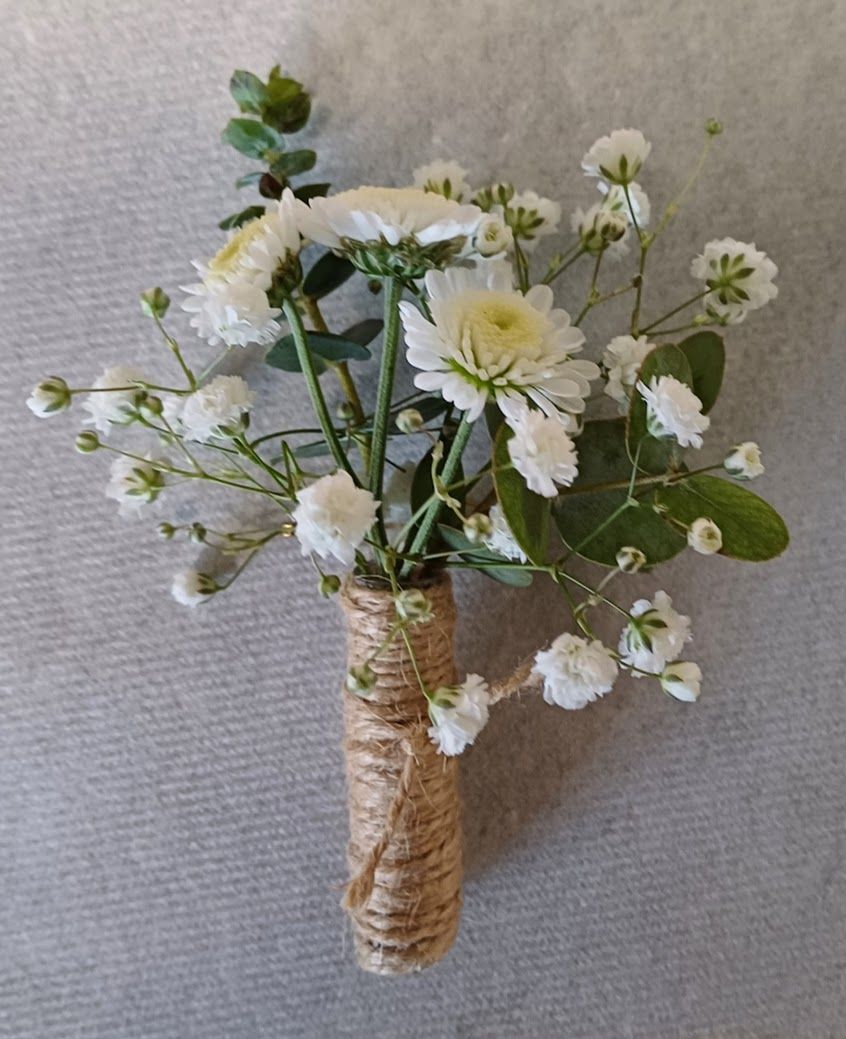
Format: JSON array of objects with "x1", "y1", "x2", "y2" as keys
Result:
[
  {"x1": 293, "y1": 183, "x2": 331, "y2": 203},
  {"x1": 266, "y1": 330, "x2": 373, "y2": 375},
  {"x1": 627, "y1": 343, "x2": 693, "y2": 473},
  {"x1": 677, "y1": 331, "x2": 725, "y2": 414},
  {"x1": 555, "y1": 420, "x2": 686, "y2": 567},
  {"x1": 656, "y1": 475, "x2": 789, "y2": 561},
  {"x1": 262, "y1": 67, "x2": 312, "y2": 133},
  {"x1": 229, "y1": 70, "x2": 267, "y2": 115},
  {"x1": 217, "y1": 205, "x2": 265, "y2": 231},
  {"x1": 221, "y1": 118, "x2": 282, "y2": 159},
  {"x1": 302, "y1": 252, "x2": 356, "y2": 300},
  {"x1": 492, "y1": 425, "x2": 550, "y2": 565},
  {"x1": 435, "y1": 526, "x2": 534, "y2": 586},
  {"x1": 268, "y1": 149, "x2": 317, "y2": 180},
  {"x1": 341, "y1": 319, "x2": 383, "y2": 347}
]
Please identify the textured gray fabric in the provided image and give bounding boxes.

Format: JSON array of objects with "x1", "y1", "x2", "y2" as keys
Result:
[{"x1": 1, "y1": 0, "x2": 844, "y2": 1036}]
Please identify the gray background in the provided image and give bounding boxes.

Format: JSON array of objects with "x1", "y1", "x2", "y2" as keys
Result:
[{"x1": 1, "y1": 0, "x2": 844, "y2": 1036}]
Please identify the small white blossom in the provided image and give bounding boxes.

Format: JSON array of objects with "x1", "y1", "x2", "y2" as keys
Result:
[
  {"x1": 687, "y1": 517, "x2": 723, "y2": 555},
  {"x1": 179, "y1": 375, "x2": 255, "y2": 441},
  {"x1": 570, "y1": 202, "x2": 628, "y2": 257},
  {"x1": 582, "y1": 129, "x2": 651, "y2": 184},
  {"x1": 619, "y1": 590, "x2": 692, "y2": 675},
  {"x1": 395, "y1": 588, "x2": 433, "y2": 624},
  {"x1": 533, "y1": 633, "x2": 619, "y2": 710},
  {"x1": 482, "y1": 504, "x2": 527, "y2": 562},
  {"x1": 293, "y1": 470, "x2": 379, "y2": 567},
  {"x1": 690, "y1": 238, "x2": 778, "y2": 324},
  {"x1": 27, "y1": 377, "x2": 71, "y2": 417},
  {"x1": 660, "y1": 661, "x2": 702, "y2": 702},
  {"x1": 473, "y1": 211, "x2": 514, "y2": 257},
  {"x1": 603, "y1": 335, "x2": 654, "y2": 411},
  {"x1": 637, "y1": 375, "x2": 710, "y2": 449},
  {"x1": 506, "y1": 190, "x2": 561, "y2": 251},
  {"x1": 507, "y1": 408, "x2": 579, "y2": 498},
  {"x1": 427, "y1": 674, "x2": 490, "y2": 756},
  {"x1": 616, "y1": 545, "x2": 647, "y2": 573},
  {"x1": 82, "y1": 365, "x2": 146, "y2": 434},
  {"x1": 105, "y1": 454, "x2": 164, "y2": 515},
  {"x1": 463, "y1": 512, "x2": 493, "y2": 543},
  {"x1": 598, "y1": 181, "x2": 651, "y2": 227},
  {"x1": 396, "y1": 407, "x2": 424, "y2": 434},
  {"x1": 181, "y1": 275, "x2": 281, "y2": 349},
  {"x1": 171, "y1": 569, "x2": 218, "y2": 607},
  {"x1": 724, "y1": 441, "x2": 764, "y2": 479},
  {"x1": 412, "y1": 159, "x2": 472, "y2": 202}
]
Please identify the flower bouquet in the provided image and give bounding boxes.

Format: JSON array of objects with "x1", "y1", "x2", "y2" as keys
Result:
[{"x1": 28, "y1": 67, "x2": 788, "y2": 974}]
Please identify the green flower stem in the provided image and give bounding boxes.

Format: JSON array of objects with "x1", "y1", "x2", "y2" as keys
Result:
[
  {"x1": 368, "y1": 277, "x2": 403, "y2": 502},
  {"x1": 650, "y1": 320, "x2": 715, "y2": 337},
  {"x1": 281, "y1": 296, "x2": 357, "y2": 481},
  {"x1": 302, "y1": 294, "x2": 367, "y2": 436},
  {"x1": 655, "y1": 133, "x2": 716, "y2": 236},
  {"x1": 512, "y1": 240, "x2": 531, "y2": 293},
  {"x1": 574, "y1": 250, "x2": 604, "y2": 325},
  {"x1": 401, "y1": 414, "x2": 474, "y2": 578},
  {"x1": 640, "y1": 290, "x2": 709, "y2": 334},
  {"x1": 155, "y1": 316, "x2": 197, "y2": 390},
  {"x1": 542, "y1": 244, "x2": 586, "y2": 286}
]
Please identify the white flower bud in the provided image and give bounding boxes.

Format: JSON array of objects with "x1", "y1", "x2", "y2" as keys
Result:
[
  {"x1": 463, "y1": 513, "x2": 493, "y2": 544},
  {"x1": 140, "y1": 287, "x2": 171, "y2": 319},
  {"x1": 189, "y1": 522, "x2": 207, "y2": 544},
  {"x1": 27, "y1": 377, "x2": 71, "y2": 417},
  {"x1": 396, "y1": 407, "x2": 424, "y2": 434},
  {"x1": 319, "y1": 573, "x2": 342, "y2": 598},
  {"x1": 395, "y1": 588, "x2": 433, "y2": 624},
  {"x1": 687, "y1": 517, "x2": 723, "y2": 555},
  {"x1": 473, "y1": 213, "x2": 513, "y2": 257},
  {"x1": 171, "y1": 569, "x2": 217, "y2": 607},
  {"x1": 724, "y1": 441, "x2": 764, "y2": 480},
  {"x1": 660, "y1": 661, "x2": 702, "y2": 702},
  {"x1": 616, "y1": 546, "x2": 647, "y2": 573},
  {"x1": 346, "y1": 663, "x2": 377, "y2": 697},
  {"x1": 157, "y1": 522, "x2": 176, "y2": 540},
  {"x1": 139, "y1": 395, "x2": 164, "y2": 420},
  {"x1": 75, "y1": 430, "x2": 100, "y2": 453}
]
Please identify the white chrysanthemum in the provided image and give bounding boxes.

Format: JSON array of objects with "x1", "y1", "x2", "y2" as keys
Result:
[
  {"x1": 507, "y1": 408, "x2": 579, "y2": 498},
  {"x1": 570, "y1": 202, "x2": 629, "y2": 259},
  {"x1": 400, "y1": 262, "x2": 597, "y2": 423},
  {"x1": 293, "y1": 470, "x2": 379, "y2": 567},
  {"x1": 598, "y1": 181, "x2": 651, "y2": 227},
  {"x1": 82, "y1": 365, "x2": 146, "y2": 434},
  {"x1": 181, "y1": 273, "x2": 281, "y2": 349},
  {"x1": 294, "y1": 186, "x2": 482, "y2": 251},
  {"x1": 637, "y1": 375, "x2": 709, "y2": 449},
  {"x1": 482, "y1": 503, "x2": 527, "y2": 562},
  {"x1": 507, "y1": 190, "x2": 561, "y2": 251},
  {"x1": 690, "y1": 238, "x2": 778, "y2": 324},
  {"x1": 724, "y1": 441, "x2": 764, "y2": 480},
  {"x1": 412, "y1": 160, "x2": 472, "y2": 202},
  {"x1": 179, "y1": 375, "x2": 255, "y2": 441},
  {"x1": 687, "y1": 517, "x2": 723, "y2": 555},
  {"x1": 427, "y1": 674, "x2": 490, "y2": 756},
  {"x1": 603, "y1": 335, "x2": 655, "y2": 411},
  {"x1": 27, "y1": 377, "x2": 71, "y2": 418},
  {"x1": 533, "y1": 633, "x2": 619, "y2": 710},
  {"x1": 105, "y1": 454, "x2": 163, "y2": 516},
  {"x1": 619, "y1": 590, "x2": 692, "y2": 675},
  {"x1": 473, "y1": 211, "x2": 514, "y2": 257},
  {"x1": 660, "y1": 661, "x2": 702, "y2": 703},
  {"x1": 582, "y1": 129, "x2": 652, "y2": 184},
  {"x1": 171, "y1": 569, "x2": 217, "y2": 607}
]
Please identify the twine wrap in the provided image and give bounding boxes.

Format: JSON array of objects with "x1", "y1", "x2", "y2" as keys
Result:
[{"x1": 340, "y1": 573, "x2": 462, "y2": 974}]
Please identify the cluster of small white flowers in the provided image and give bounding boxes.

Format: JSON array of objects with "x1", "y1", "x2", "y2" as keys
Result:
[
  {"x1": 482, "y1": 504, "x2": 527, "y2": 562},
  {"x1": 603, "y1": 334, "x2": 654, "y2": 412},
  {"x1": 177, "y1": 375, "x2": 255, "y2": 441},
  {"x1": 104, "y1": 454, "x2": 164, "y2": 517},
  {"x1": 533, "y1": 633, "x2": 618, "y2": 710},
  {"x1": 507, "y1": 407, "x2": 579, "y2": 499},
  {"x1": 691, "y1": 238, "x2": 778, "y2": 324},
  {"x1": 619, "y1": 590, "x2": 692, "y2": 675},
  {"x1": 637, "y1": 374, "x2": 710, "y2": 449},
  {"x1": 292, "y1": 470, "x2": 379, "y2": 567},
  {"x1": 507, "y1": 190, "x2": 562, "y2": 251},
  {"x1": 82, "y1": 365, "x2": 146, "y2": 434},
  {"x1": 427, "y1": 674, "x2": 490, "y2": 756}
]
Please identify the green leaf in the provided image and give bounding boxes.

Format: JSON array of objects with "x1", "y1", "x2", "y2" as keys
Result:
[
  {"x1": 268, "y1": 149, "x2": 317, "y2": 179},
  {"x1": 492, "y1": 425, "x2": 550, "y2": 565},
  {"x1": 293, "y1": 183, "x2": 331, "y2": 203},
  {"x1": 217, "y1": 205, "x2": 265, "y2": 231},
  {"x1": 677, "y1": 331, "x2": 725, "y2": 414},
  {"x1": 229, "y1": 70, "x2": 268, "y2": 115},
  {"x1": 554, "y1": 419, "x2": 686, "y2": 567},
  {"x1": 627, "y1": 343, "x2": 693, "y2": 473},
  {"x1": 655, "y1": 475, "x2": 789, "y2": 561},
  {"x1": 263, "y1": 72, "x2": 311, "y2": 133},
  {"x1": 342, "y1": 319, "x2": 383, "y2": 347},
  {"x1": 265, "y1": 331, "x2": 373, "y2": 375},
  {"x1": 235, "y1": 171, "x2": 264, "y2": 189},
  {"x1": 302, "y1": 252, "x2": 356, "y2": 300},
  {"x1": 435, "y1": 525, "x2": 533, "y2": 586},
  {"x1": 221, "y1": 118, "x2": 281, "y2": 159}
]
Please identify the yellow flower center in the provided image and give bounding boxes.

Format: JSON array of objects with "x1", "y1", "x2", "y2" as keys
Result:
[
  {"x1": 453, "y1": 291, "x2": 547, "y2": 368},
  {"x1": 208, "y1": 218, "x2": 265, "y2": 277}
]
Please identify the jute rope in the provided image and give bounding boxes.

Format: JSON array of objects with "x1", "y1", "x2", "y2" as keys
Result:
[{"x1": 340, "y1": 573, "x2": 462, "y2": 974}]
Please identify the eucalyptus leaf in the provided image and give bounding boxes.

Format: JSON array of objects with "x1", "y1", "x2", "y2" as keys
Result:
[
  {"x1": 263, "y1": 72, "x2": 311, "y2": 133},
  {"x1": 229, "y1": 70, "x2": 267, "y2": 115},
  {"x1": 655, "y1": 475, "x2": 789, "y2": 561},
  {"x1": 265, "y1": 331, "x2": 372, "y2": 375},
  {"x1": 492, "y1": 425, "x2": 550, "y2": 565},
  {"x1": 677, "y1": 331, "x2": 725, "y2": 414},
  {"x1": 627, "y1": 343, "x2": 693, "y2": 473},
  {"x1": 218, "y1": 205, "x2": 265, "y2": 231},
  {"x1": 221, "y1": 118, "x2": 281, "y2": 159},
  {"x1": 342, "y1": 319, "x2": 383, "y2": 347},
  {"x1": 435, "y1": 525, "x2": 533, "y2": 586},
  {"x1": 268, "y1": 149, "x2": 317, "y2": 179},
  {"x1": 302, "y1": 252, "x2": 356, "y2": 300},
  {"x1": 293, "y1": 183, "x2": 331, "y2": 203}
]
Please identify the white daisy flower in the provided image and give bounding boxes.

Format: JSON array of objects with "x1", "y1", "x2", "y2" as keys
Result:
[
  {"x1": 105, "y1": 454, "x2": 164, "y2": 516},
  {"x1": 82, "y1": 365, "x2": 146, "y2": 434},
  {"x1": 293, "y1": 470, "x2": 379, "y2": 567},
  {"x1": 427, "y1": 674, "x2": 490, "y2": 756},
  {"x1": 181, "y1": 276, "x2": 281, "y2": 349},
  {"x1": 482, "y1": 503, "x2": 527, "y2": 562},
  {"x1": 506, "y1": 190, "x2": 561, "y2": 252},
  {"x1": 637, "y1": 375, "x2": 710, "y2": 449},
  {"x1": 179, "y1": 375, "x2": 255, "y2": 441},
  {"x1": 603, "y1": 334, "x2": 655, "y2": 412},
  {"x1": 724, "y1": 441, "x2": 764, "y2": 480},
  {"x1": 660, "y1": 661, "x2": 702, "y2": 703},
  {"x1": 26, "y1": 377, "x2": 71, "y2": 418},
  {"x1": 412, "y1": 159, "x2": 472, "y2": 202},
  {"x1": 507, "y1": 407, "x2": 579, "y2": 498},
  {"x1": 533, "y1": 633, "x2": 619, "y2": 710},
  {"x1": 582, "y1": 129, "x2": 652, "y2": 184},
  {"x1": 598, "y1": 181, "x2": 651, "y2": 227},
  {"x1": 171, "y1": 569, "x2": 218, "y2": 607},
  {"x1": 690, "y1": 238, "x2": 778, "y2": 324},
  {"x1": 619, "y1": 590, "x2": 692, "y2": 675},
  {"x1": 687, "y1": 517, "x2": 723, "y2": 555},
  {"x1": 222, "y1": 189, "x2": 302, "y2": 290},
  {"x1": 400, "y1": 262, "x2": 597, "y2": 423}
]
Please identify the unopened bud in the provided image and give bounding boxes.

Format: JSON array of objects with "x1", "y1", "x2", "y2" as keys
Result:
[
  {"x1": 346, "y1": 663, "x2": 377, "y2": 697},
  {"x1": 27, "y1": 376, "x2": 71, "y2": 418},
  {"x1": 395, "y1": 588, "x2": 433, "y2": 624},
  {"x1": 463, "y1": 513, "x2": 493, "y2": 544},
  {"x1": 140, "y1": 287, "x2": 170, "y2": 319},
  {"x1": 319, "y1": 573, "x2": 342, "y2": 598},
  {"x1": 705, "y1": 118, "x2": 724, "y2": 137},
  {"x1": 156, "y1": 522, "x2": 176, "y2": 540},
  {"x1": 616, "y1": 545, "x2": 646, "y2": 573},
  {"x1": 336, "y1": 401, "x2": 355, "y2": 422},
  {"x1": 660, "y1": 661, "x2": 702, "y2": 702},
  {"x1": 687, "y1": 517, "x2": 722, "y2": 555},
  {"x1": 139, "y1": 395, "x2": 164, "y2": 420},
  {"x1": 189, "y1": 522, "x2": 207, "y2": 544},
  {"x1": 74, "y1": 430, "x2": 100, "y2": 453},
  {"x1": 396, "y1": 407, "x2": 424, "y2": 434}
]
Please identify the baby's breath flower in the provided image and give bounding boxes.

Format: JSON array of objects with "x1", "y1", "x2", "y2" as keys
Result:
[
  {"x1": 74, "y1": 430, "x2": 100, "y2": 453},
  {"x1": 27, "y1": 377, "x2": 71, "y2": 418},
  {"x1": 105, "y1": 454, "x2": 165, "y2": 516},
  {"x1": 619, "y1": 591, "x2": 692, "y2": 675},
  {"x1": 463, "y1": 513, "x2": 492, "y2": 544},
  {"x1": 598, "y1": 181, "x2": 651, "y2": 227},
  {"x1": 171, "y1": 569, "x2": 218, "y2": 607},
  {"x1": 395, "y1": 588, "x2": 433, "y2": 625},
  {"x1": 293, "y1": 470, "x2": 379, "y2": 567},
  {"x1": 482, "y1": 504, "x2": 527, "y2": 562},
  {"x1": 690, "y1": 238, "x2": 778, "y2": 324},
  {"x1": 412, "y1": 159, "x2": 472, "y2": 202},
  {"x1": 687, "y1": 517, "x2": 723, "y2": 555},
  {"x1": 319, "y1": 573, "x2": 342, "y2": 598},
  {"x1": 533, "y1": 634, "x2": 618, "y2": 710},
  {"x1": 179, "y1": 375, "x2": 255, "y2": 441},
  {"x1": 616, "y1": 545, "x2": 646, "y2": 573},
  {"x1": 139, "y1": 287, "x2": 170, "y2": 319},
  {"x1": 603, "y1": 335, "x2": 654, "y2": 411},
  {"x1": 724, "y1": 441, "x2": 764, "y2": 480},
  {"x1": 582, "y1": 129, "x2": 652, "y2": 185},
  {"x1": 505, "y1": 190, "x2": 561, "y2": 252},
  {"x1": 472, "y1": 211, "x2": 513, "y2": 258},
  {"x1": 346, "y1": 663, "x2": 377, "y2": 697},
  {"x1": 427, "y1": 674, "x2": 490, "y2": 756},
  {"x1": 637, "y1": 375, "x2": 709, "y2": 449},
  {"x1": 82, "y1": 365, "x2": 147, "y2": 434},
  {"x1": 507, "y1": 407, "x2": 579, "y2": 498},
  {"x1": 395, "y1": 407, "x2": 424, "y2": 434},
  {"x1": 660, "y1": 661, "x2": 702, "y2": 702},
  {"x1": 570, "y1": 203, "x2": 628, "y2": 255}
]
